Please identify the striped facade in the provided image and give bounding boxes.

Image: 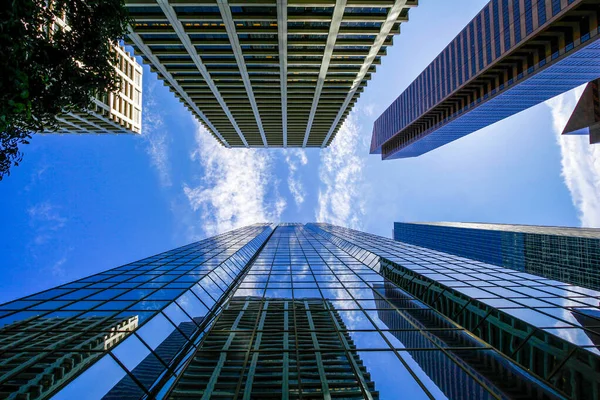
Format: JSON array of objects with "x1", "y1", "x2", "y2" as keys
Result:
[
  {"x1": 372, "y1": 0, "x2": 600, "y2": 160},
  {"x1": 41, "y1": 11, "x2": 143, "y2": 136},
  {"x1": 0, "y1": 316, "x2": 138, "y2": 399},
  {"x1": 124, "y1": 0, "x2": 417, "y2": 148},
  {"x1": 374, "y1": 282, "x2": 553, "y2": 399},
  {"x1": 169, "y1": 298, "x2": 378, "y2": 399},
  {"x1": 44, "y1": 45, "x2": 143, "y2": 135}
]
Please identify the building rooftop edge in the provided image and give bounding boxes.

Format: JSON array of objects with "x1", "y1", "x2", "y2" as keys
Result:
[{"x1": 395, "y1": 221, "x2": 600, "y2": 239}]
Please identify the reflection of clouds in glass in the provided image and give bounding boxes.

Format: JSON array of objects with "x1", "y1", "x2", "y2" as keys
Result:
[
  {"x1": 235, "y1": 288, "x2": 264, "y2": 298},
  {"x1": 322, "y1": 288, "x2": 352, "y2": 301},
  {"x1": 348, "y1": 331, "x2": 388, "y2": 349},
  {"x1": 176, "y1": 290, "x2": 208, "y2": 319},
  {"x1": 347, "y1": 288, "x2": 372, "y2": 300},
  {"x1": 293, "y1": 289, "x2": 321, "y2": 298},
  {"x1": 338, "y1": 310, "x2": 375, "y2": 330},
  {"x1": 543, "y1": 306, "x2": 600, "y2": 352},
  {"x1": 365, "y1": 310, "x2": 392, "y2": 330},
  {"x1": 236, "y1": 276, "x2": 265, "y2": 298},
  {"x1": 134, "y1": 301, "x2": 168, "y2": 311},
  {"x1": 163, "y1": 302, "x2": 191, "y2": 326},
  {"x1": 544, "y1": 327, "x2": 600, "y2": 354},
  {"x1": 265, "y1": 288, "x2": 292, "y2": 298},
  {"x1": 565, "y1": 284, "x2": 600, "y2": 298}
]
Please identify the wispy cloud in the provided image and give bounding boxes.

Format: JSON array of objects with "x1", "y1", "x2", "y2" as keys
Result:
[
  {"x1": 28, "y1": 202, "x2": 67, "y2": 245},
  {"x1": 362, "y1": 103, "x2": 376, "y2": 118},
  {"x1": 546, "y1": 85, "x2": 600, "y2": 228},
  {"x1": 27, "y1": 202, "x2": 72, "y2": 276},
  {"x1": 284, "y1": 149, "x2": 308, "y2": 207},
  {"x1": 316, "y1": 113, "x2": 368, "y2": 229},
  {"x1": 183, "y1": 123, "x2": 286, "y2": 238},
  {"x1": 24, "y1": 164, "x2": 49, "y2": 192},
  {"x1": 142, "y1": 80, "x2": 172, "y2": 187},
  {"x1": 50, "y1": 255, "x2": 68, "y2": 277}
]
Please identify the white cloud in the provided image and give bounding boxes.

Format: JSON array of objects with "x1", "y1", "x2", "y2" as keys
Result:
[
  {"x1": 284, "y1": 149, "x2": 308, "y2": 207},
  {"x1": 316, "y1": 113, "x2": 368, "y2": 229},
  {"x1": 142, "y1": 80, "x2": 172, "y2": 187},
  {"x1": 51, "y1": 255, "x2": 68, "y2": 277},
  {"x1": 28, "y1": 201, "x2": 67, "y2": 245},
  {"x1": 546, "y1": 85, "x2": 600, "y2": 228},
  {"x1": 24, "y1": 164, "x2": 48, "y2": 192},
  {"x1": 27, "y1": 202, "x2": 72, "y2": 273},
  {"x1": 362, "y1": 103, "x2": 376, "y2": 118},
  {"x1": 28, "y1": 201, "x2": 67, "y2": 228},
  {"x1": 183, "y1": 123, "x2": 286, "y2": 238}
]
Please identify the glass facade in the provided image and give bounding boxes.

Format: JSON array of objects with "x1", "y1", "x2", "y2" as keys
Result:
[
  {"x1": 169, "y1": 297, "x2": 379, "y2": 399},
  {"x1": 371, "y1": 0, "x2": 600, "y2": 159},
  {"x1": 315, "y1": 223, "x2": 600, "y2": 399},
  {"x1": 393, "y1": 222, "x2": 600, "y2": 291},
  {"x1": 0, "y1": 224, "x2": 273, "y2": 399},
  {"x1": 2, "y1": 223, "x2": 599, "y2": 398}
]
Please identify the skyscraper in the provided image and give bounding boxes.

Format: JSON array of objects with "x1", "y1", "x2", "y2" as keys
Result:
[
  {"x1": 393, "y1": 221, "x2": 600, "y2": 291},
  {"x1": 169, "y1": 297, "x2": 379, "y2": 399},
  {"x1": 371, "y1": 0, "x2": 600, "y2": 160},
  {"x1": 35, "y1": 11, "x2": 143, "y2": 136},
  {"x1": 44, "y1": 43, "x2": 143, "y2": 135},
  {"x1": 562, "y1": 77, "x2": 600, "y2": 144},
  {"x1": 1, "y1": 223, "x2": 598, "y2": 399},
  {"x1": 124, "y1": 1, "x2": 416, "y2": 148}
]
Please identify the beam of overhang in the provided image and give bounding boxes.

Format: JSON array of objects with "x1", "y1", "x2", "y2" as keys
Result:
[
  {"x1": 127, "y1": 28, "x2": 231, "y2": 146},
  {"x1": 277, "y1": 0, "x2": 288, "y2": 147},
  {"x1": 68, "y1": 112, "x2": 105, "y2": 131},
  {"x1": 88, "y1": 109, "x2": 132, "y2": 131},
  {"x1": 321, "y1": 0, "x2": 406, "y2": 147},
  {"x1": 217, "y1": 0, "x2": 267, "y2": 147},
  {"x1": 56, "y1": 116, "x2": 86, "y2": 132},
  {"x1": 302, "y1": 0, "x2": 346, "y2": 147},
  {"x1": 155, "y1": 0, "x2": 248, "y2": 147}
]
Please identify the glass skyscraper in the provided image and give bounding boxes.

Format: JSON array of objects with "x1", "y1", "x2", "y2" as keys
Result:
[
  {"x1": 393, "y1": 222, "x2": 600, "y2": 291},
  {"x1": 1, "y1": 223, "x2": 599, "y2": 399}
]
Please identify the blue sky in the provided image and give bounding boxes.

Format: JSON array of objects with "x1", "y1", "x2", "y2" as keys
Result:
[{"x1": 1, "y1": 0, "x2": 599, "y2": 304}]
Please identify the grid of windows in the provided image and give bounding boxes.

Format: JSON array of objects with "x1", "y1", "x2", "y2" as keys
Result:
[
  {"x1": 312, "y1": 223, "x2": 600, "y2": 399},
  {"x1": 381, "y1": 38, "x2": 600, "y2": 159},
  {"x1": 39, "y1": 45, "x2": 142, "y2": 134},
  {"x1": 171, "y1": 298, "x2": 378, "y2": 399},
  {"x1": 4, "y1": 224, "x2": 596, "y2": 398},
  {"x1": 371, "y1": 0, "x2": 600, "y2": 160},
  {"x1": 0, "y1": 224, "x2": 273, "y2": 399},
  {"x1": 393, "y1": 222, "x2": 600, "y2": 291},
  {"x1": 167, "y1": 225, "x2": 558, "y2": 399}
]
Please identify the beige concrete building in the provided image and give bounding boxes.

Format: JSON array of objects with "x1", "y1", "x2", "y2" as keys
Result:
[{"x1": 49, "y1": 45, "x2": 143, "y2": 135}]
